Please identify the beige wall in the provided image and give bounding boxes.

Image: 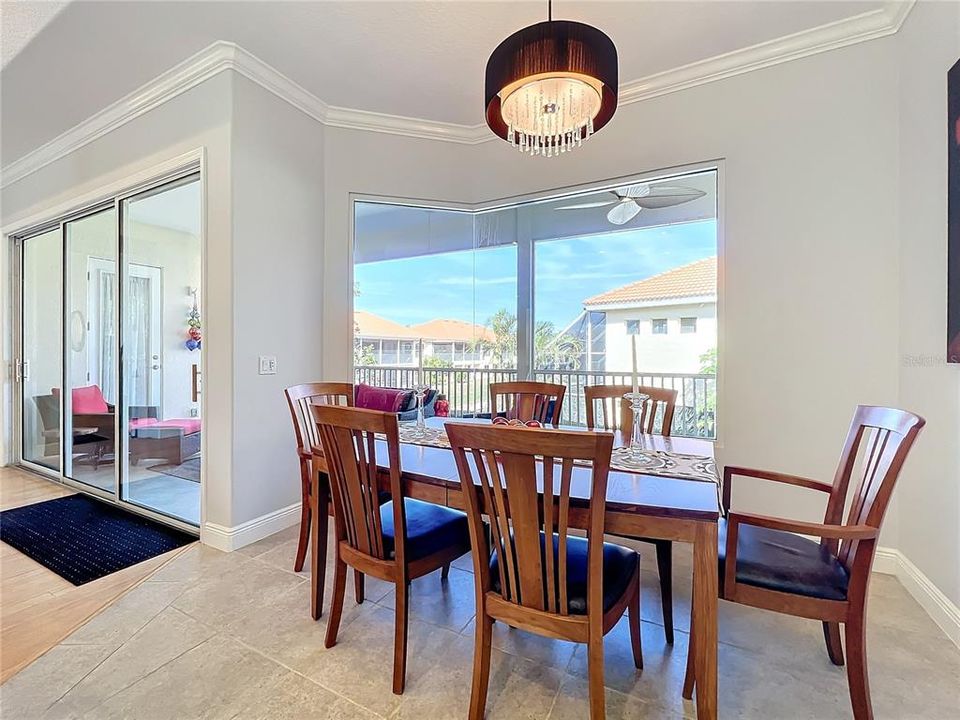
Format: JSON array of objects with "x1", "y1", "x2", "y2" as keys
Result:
[{"x1": 895, "y1": 1, "x2": 960, "y2": 607}]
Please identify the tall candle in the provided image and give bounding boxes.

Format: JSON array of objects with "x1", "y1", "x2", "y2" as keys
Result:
[{"x1": 631, "y1": 334, "x2": 639, "y2": 395}]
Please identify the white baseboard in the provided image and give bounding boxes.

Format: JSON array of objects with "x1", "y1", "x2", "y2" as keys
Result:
[
  {"x1": 873, "y1": 546, "x2": 960, "y2": 648},
  {"x1": 201, "y1": 502, "x2": 301, "y2": 552}
]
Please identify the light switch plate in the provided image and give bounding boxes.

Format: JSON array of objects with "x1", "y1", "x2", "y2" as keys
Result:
[{"x1": 258, "y1": 355, "x2": 277, "y2": 375}]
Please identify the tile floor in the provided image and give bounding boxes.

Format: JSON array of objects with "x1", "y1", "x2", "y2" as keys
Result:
[{"x1": 2, "y1": 524, "x2": 958, "y2": 719}]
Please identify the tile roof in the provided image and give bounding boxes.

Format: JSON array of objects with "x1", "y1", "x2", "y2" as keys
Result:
[
  {"x1": 582, "y1": 256, "x2": 717, "y2": 307},
  {"x1": 355, "y1": 311, "x2": 494, "y2": 342}
]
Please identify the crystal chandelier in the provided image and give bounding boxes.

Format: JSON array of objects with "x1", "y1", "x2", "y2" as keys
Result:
[{"x1": 484, "y1": 2, "x2": 618, "y2": 157}]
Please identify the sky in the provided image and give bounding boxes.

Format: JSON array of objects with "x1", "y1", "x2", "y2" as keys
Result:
[{"x1": 355, "y1": 219, "x2": 717, "y2": 329}]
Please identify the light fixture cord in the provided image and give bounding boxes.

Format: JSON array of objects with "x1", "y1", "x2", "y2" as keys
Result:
[{"x1": 548, "y1": 0, "x2": 552, "y2": 22}]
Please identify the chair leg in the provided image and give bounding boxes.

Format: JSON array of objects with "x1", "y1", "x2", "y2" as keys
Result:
[
  {"x1": 441, "y1": 562, "x2": 451, "y2": 580},
  {"x1": 587, "y1": 635, "x2": 606, "y2": 720},
  {"x1": 655, "y1": 540, "x2": 675, "y2": 644},
  {"x1": 845, "y1": 614, "x2": 873, "y2": 720},
  {"x1": 682, "y1": 588, "x2": 696, "y2": 700},
  {"x1": 628, "y1": 583, "x2": 643, "y2": 670},
  {"x1": 354, "y1": 571, "x2": 365, "y2": 603},
  {"x1": 469, "y1": 614, "x2": 493, "y2": 720},
  {"x1": 393, "y1": 579, "x2": 410, "y2": 695},
  {"x1": 823, "y1": 621, "x2": 845, "y2": 666},
  {"x1": 324, "y1": 554, "x2": 347, "y2": 649},
  {"x1": 294, "y1": 497, "x2": 310, "y2": 573}
]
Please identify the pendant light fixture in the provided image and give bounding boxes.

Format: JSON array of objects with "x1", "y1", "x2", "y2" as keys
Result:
[{"x1": 484, "y1": 0, "x2": 618, "y2": 156}]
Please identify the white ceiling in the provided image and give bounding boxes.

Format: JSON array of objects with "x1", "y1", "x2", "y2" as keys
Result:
[{"x1": 1, "y1": 1, "x2": 891, "y2": 164}]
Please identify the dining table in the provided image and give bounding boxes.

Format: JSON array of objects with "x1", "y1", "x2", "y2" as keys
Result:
[{"x1": 309, "y1": 415, "x2": 720, "y2": 719}]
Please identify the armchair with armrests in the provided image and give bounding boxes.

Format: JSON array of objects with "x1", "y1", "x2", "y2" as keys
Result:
[{"x1": 683, "y1": 405, "x2": 925, "y2": 720}]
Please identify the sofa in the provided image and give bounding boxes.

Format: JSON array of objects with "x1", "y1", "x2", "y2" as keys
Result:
[{"x1": 354, "y1": 383, "x2": 438, "y2": 421}]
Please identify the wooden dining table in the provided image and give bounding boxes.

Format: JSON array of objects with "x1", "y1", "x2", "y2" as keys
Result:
[{"x1": 309, "y1": 416, "x2": 720, "y2": 719}]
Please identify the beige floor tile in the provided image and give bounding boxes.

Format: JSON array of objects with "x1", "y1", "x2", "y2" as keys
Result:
[
  {"x1": 147, "y1": 544, "x2": 244, "y2": 585},
  {"x1": 172, "y1": 556, "x2": 305, "y2": 630},
  {"x1": 376, "y1": 566, "x2": 476, "y2": 633},
  {"x1": 44, "y1": 606, "x2": 215, "y2": 718},
  {"x1": 232, "y1": 671, "x2": 381, "y2": 720},
  {"x1": 236, "y1": 524, "x2": 302, "y2": 559},
  {"x1": 61, "y1": 580, "x2": 187, "y2": 647},
  {"x1": 460, "y1": 617, "x2": 580, "y2": 672},
  {"x1": 549, "y1": 674, "x2": 686, "y2": 720},
  {"x1": 78, "y1": 635, "x2": 286, "y2": 720},
  {"x1": 221, "y1": 582, "x2": 363, "y2": 672},
  {"x1": 393, "y1": 633, "x2": 563, "y2": 720},
  {"x1": 0, "y1": 643, "x2": 118, "y2": 719},
  {"x1": 301, "y1": 603, "x2": 458, "y2": 717}
]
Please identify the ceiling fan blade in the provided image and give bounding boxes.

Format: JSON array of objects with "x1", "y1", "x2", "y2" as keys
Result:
[
  {"x1": 634, "y1": 187, "x2": 706, "y2": 209},
  {"x1": 555, "y1": 199, "x2": 617, "y2": 210},
  {"x1": 616, "y1": 183, "x2": 651, "y2": 199},
  {"x1": 607, "y1": 199, "x2": 642, "y2": 225}
]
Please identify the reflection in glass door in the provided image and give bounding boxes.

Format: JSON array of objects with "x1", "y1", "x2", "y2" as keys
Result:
[
  {"x1": 120, "y1": 175, "x2": 202, "y2": 525},
  {"x1": 64, "y1": 207, "x2": 118, "y2": 494},
  {"x1": 20, "y1": 229, "x2": 63, "y2": 471}
]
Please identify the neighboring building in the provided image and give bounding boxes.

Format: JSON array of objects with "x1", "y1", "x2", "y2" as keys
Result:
[
  {"x1": 578, "y1": 256, "x2": 717, "y2": 374},
  {"x1": 355, "y1": 311, "x2": 495, "y2": 367}
]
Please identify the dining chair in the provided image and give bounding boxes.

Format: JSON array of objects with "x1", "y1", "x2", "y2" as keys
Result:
[
  {"x1": 447, "y1": 422, "x2": 642, "y2": 720},
  {"x1": 313, "y1": 405, "x2": 472, "y2": 695},
  {"x1": 584, "y1": 383, "x2": 679, "y2": 644},
  {"x1": 488, "y1": 380, "x2": 566, "y2": 426},
  {"x1": 284, "y1": 382, "x2": 354, "y2": 573},
  {"x1": 683, "y1": 405, "x2": 925, "y2": 720}
]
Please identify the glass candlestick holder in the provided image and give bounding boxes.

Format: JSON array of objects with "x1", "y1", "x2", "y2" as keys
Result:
[
  {"x1": 412, "y1": 383, "x2": 430, "y2": 437},
  {"x1": 623, "y1": 392, "x2": 649, "y2": 458}
]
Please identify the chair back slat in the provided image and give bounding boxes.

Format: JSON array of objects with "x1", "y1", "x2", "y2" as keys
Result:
[
  {"x1": 584, "y1": 384, "x2": 678, "y2": 436},
  {"x1": 489, "y1": 381, "x2": 566, "y2": 426},
  {"x1": 447, "y1": 423, "x2": 613, "y2": 617},
  {"x1": 820, "y1": 406, "x2": 925, "y2": 571},
  {"x1": 313, "y1": 405, "x2": 404, "y2": 563},
  {"x1": 285, "y1": 382, "x2": 354, "y2": 454}
]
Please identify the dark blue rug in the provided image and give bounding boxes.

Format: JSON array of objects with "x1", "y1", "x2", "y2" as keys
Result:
[{"x1": 0, "y1": 494, "x2": 196, "y2": 585}]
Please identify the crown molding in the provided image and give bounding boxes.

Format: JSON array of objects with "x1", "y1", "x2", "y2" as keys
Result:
[
  {"x1": 619, "y1": 1, "x2": 915, "y2": 105},
  {"x1": 1, "y1": 1, "x2": 914, "y2": 188}
]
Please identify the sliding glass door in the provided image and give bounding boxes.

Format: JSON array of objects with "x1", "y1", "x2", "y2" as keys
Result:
[
  {"x1": 119, "y1": 175, "x2": 202, "y2": 525},
  {"x1": 13, "y1": 169, "x2": 202, "y2": 529},
  {"x1": 20, "y1": 228, "x2": 63, "y2": 471}
]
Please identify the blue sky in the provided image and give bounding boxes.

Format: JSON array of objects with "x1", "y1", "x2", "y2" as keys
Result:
[{"x1": 355, "y1": 219, "x2": 716, "y2": 329}]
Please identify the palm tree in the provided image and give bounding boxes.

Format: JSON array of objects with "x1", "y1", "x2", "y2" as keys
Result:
[{"x1": 473, "y1": 309, "x2": 583, "y2": 370}]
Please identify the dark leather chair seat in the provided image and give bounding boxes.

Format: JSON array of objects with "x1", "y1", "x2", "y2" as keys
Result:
[
  {"x1": 380, "y1": 498, "x2": 470, "y2": 562},
  {"x1": 490, "y1": 533, "x2": 639, "y2": 614},
  {"x1": 719, "y1": 518, "x2": 850, "y2": 601}
]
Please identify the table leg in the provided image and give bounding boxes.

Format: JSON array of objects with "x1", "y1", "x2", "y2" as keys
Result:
[
  {"x1": 310, "y1": 464, "x2": 330, "y2": 620},
  {"x1": 692, "y1": 521, "x2": 718, "y2": 719}
]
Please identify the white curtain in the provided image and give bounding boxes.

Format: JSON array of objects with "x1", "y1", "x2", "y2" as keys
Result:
[
  {"x1": 99, "y1": 272, "x2": 117, "y2": 403},
  {"x1": 125, "y1": 276, "x2": 151, "y2": 407}
]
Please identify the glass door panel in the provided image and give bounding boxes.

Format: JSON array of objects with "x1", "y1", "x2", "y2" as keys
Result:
[
  {"x1": 20, "y1": 229, "x2": 63, "y2": 471},
  {"x1": 120, "y1": 174, "x2": 201, "y2": 525},
  {"x1": 64, "y1": 208, "x2": 118, "y2": 492}
]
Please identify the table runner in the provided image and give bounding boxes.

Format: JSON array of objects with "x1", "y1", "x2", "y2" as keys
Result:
[{"x1": 390, "y1": 423, "x2": 720, "y2": 486}]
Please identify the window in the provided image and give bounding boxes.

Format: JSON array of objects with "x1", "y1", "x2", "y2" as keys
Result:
[{"x1": 353, "y1": 167, "x2": 718, "y2": 437}]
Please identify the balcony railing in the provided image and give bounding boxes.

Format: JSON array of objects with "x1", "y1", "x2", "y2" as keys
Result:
[{"x1": 354, "y1": 365, "x2": 717, "y2": 439}]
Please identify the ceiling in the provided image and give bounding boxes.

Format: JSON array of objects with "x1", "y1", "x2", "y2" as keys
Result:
[{"x1": 1, "y1": 1, "x2": 892, "y2": 165}]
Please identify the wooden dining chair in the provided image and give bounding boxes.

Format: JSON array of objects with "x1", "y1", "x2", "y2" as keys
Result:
[
  {"x1": 284, "y1": 382, "x2": 354, "y2": 573},
  {"x1": 447, "y1": 422, "x2": 642, "y2": 720},
  {"x1": 683, "y1": 405, "x2": 925, "y2": 720},
  {"x1": 488, "y1": 381, "x2": 566, "y2": 426},
  {"x1": 313, "y1": 405, "x2": 472, "y2": 695},
  {"x1": 584, "y1": 383, "x2": 679, "y2": 644}
]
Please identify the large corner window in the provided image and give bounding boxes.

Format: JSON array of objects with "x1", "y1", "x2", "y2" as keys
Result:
[{"x1": 353, "y1": 168, "x2": 718, "y2": 438}]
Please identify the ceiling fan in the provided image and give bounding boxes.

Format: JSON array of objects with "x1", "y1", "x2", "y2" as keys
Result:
[{"x1": 555, "y1": 183, "x2": 706, "y2": 225}]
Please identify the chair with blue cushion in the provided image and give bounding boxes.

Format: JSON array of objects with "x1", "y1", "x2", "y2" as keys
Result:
[
  {"x1": 446, "y1": 421, "x2": 641, "y2": 720},
  {"x1": 312, "y1": 404, "x2": 471, "y2": 695},
  {"x1": 683, "y1": 405, "x2": 925, "y2": 720},
  {"x1": 488, "y1": 380, "x2": 566, "y2": 426}
]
